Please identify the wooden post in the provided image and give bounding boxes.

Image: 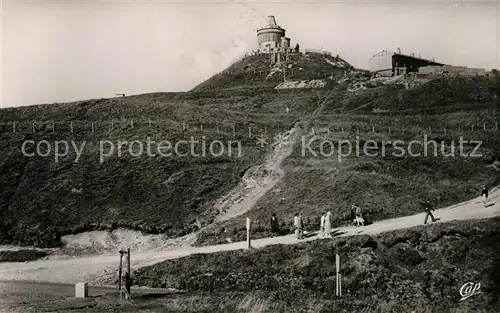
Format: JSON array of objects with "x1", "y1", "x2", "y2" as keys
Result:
[
  {"x1": 232, "y1": 125, "x2": 236, "y2": 137},
  {"x1": 12, "y1": 122, "x2": 16, "y2": 133},
  {"x1": 183, "y1": 122, "x2": 186, "y2": 131},
  {"x1": 130, "y1": 119, "x2": 134, "y2": 128},
  {"x1": 200, "y1": 124, "x2": 203, "y2": 132},
  {"x1": 335, "y1": 254, "x2": 340, "y2": 297},
  {"x1": 246, "y1": 217, "x2": 251, "y2": 250},
  {"x1": 341, "y1": 126, "x2": 344, "y2": 133},
  {"x1": 483, "y1": 122, "x2": 486, "y2": 131},
  {"x1": 125, "y1": 248, "x2": 131, "y2": 299},
  {"x1": 32, "y1": 122, "x2": 35, "y2": 133},
  {"x1": 70, "y1": 122, "x2": 74, "y2": 133},
  {"x1": 372, "y1": 125, "x2": 375, "y2": 133},
  {"x1": 118, "y1": 253, "x2": 123, "y2": 291},
  {"x1": 248, "y1": 126, "x2": 252, "y2": 138},
  {"x1": 471, "y1": 124, "x2": 474, "y2": 132},
  {"x1": 339, "y1": 273, "x2": 342, "y2": 297}
]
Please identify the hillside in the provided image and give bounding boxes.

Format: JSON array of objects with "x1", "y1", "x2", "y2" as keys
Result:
[
  {"x1": 0, "y1": 51, "x2": 499, "y2": 249},
  {"x1": 15, "y1": 218, "x2": 499, "y2": 313},
  {"x1": 132, "y1": 218, "x2": 500, "y2": 313},
  {"x1": 191, "y1": 51, "x2": 355, "y2": 92}
]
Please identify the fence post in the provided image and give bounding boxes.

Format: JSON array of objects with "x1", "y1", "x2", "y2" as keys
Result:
[
  {"x1": 483, "y1": 122, "x2": 486, "y2": 131},
  {"x1": 248, "y1": 126, "x2": 252, "y2": 138},
  {"x1": 246, "y1": 217, "x2": 251, "y2": 250},
  {"x1": 232, "y1": 125, "x2": 236, "y2": 137},
  {"x1": 12, "y1": 122, "x2": 16, "y2": 133},
  {"x1": 335, "y1": 254, "x2": 341, "y2": 297}
]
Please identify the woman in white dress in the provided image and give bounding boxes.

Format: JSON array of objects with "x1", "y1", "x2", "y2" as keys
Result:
[
  {"x1": 324, "y1": 211, "x2": 332, "y2": 237},
  {"x1": 320, "y1": 212, "x2": 326, "y2": 237}
]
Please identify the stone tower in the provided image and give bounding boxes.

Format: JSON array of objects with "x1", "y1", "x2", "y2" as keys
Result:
[{"x1": 256, "y1": 16, "x2": 286, "y2": 53}]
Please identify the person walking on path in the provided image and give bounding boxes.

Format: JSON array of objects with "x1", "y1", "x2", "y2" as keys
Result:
[
  {"x1": 481, "y1": 185, "x2": 489, "y2": 207},
  {"x1": 294, "y1": 213, "x2": 303, "y2": 239},
  {"x1": 350, "y1": 205, "x2": 356, "y2": 226},
  {"x1": 324, "y1": 211, "x2": 332, "y2": 237},
  {"x1": 320, "y1": 212, "x2": 326, "y2": 237},
  {"x1": 423, "y1": 200, "x2": 437, "y2": 224},
  {"x1": 270, "y1": 213, "x2": 279, "y2": 235},
  {"x1": 352, "y1": 204, "x2": 364, "y2": 227}
]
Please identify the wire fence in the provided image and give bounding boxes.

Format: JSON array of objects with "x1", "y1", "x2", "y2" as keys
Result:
[{"x1": 0, "y1": 119, "x2": 498, "y2": 137}]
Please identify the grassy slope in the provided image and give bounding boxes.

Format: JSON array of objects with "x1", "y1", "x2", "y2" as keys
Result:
[
  {"x1": 195, "y1": 77, "x2": 500, "y2": 245},
  {"x1": 0, "y1": 54, "x2": 498, "y2": 249},
  {"x1": 128, "y1": 218, "x2": 500, "y2": 313},
  {"x1": 15, "y1": 218, "x2": 500, "y2": 313},
  {"x1": 0, "y1": 93, "x2": 305, "y2": 247}
]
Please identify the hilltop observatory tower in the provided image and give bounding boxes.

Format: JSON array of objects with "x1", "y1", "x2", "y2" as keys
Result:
[{"x1": 257, "y1": 16, "x2": 290, "y2": 54}]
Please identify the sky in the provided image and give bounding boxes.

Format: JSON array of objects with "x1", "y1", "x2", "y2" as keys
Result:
[{"x1": 1, "y1": 0, "x2": 499, "y2": 107}]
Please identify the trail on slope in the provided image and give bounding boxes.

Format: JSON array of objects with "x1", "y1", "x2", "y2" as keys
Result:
[{"x1": 214, "y1": 124, "x2": 300, "y2": 223}]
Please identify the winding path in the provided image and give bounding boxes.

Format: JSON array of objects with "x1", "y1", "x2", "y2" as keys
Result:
[{"x1": 0, "y1": 188, "x2": 497, "y2": 285}]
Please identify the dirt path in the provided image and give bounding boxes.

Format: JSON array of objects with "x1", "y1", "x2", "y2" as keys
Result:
[
  {"x1": 214, "y1": 124, "x2": 299, "y2": 223},
  {"x1": 0, "y1": 188, "x2": 497, "y2": 285}
]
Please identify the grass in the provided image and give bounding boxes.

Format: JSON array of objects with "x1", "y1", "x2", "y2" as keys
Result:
[
  {"x1": 19, "y1": 218, "x2": 497, "y2": 313},
  {"x1": 134, "y1": 218, "x2": 500, "y2": 313},
  {"x1": 0, "y1": 54, "x2": 498, "y2": 249}
]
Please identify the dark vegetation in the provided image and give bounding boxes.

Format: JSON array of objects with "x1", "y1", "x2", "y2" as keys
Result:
[
  {"x1": 0, "y1": 249, "x2": 47, "y2": 262},
  {"x1": 130, "y1": 218, "x2": 500, "y2": 313}
]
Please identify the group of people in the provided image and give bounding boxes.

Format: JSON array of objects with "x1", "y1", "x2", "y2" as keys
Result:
[
  {"x1": 271, "y1": 205, "x2": 366, "y2": 240},
  {"x1": 269, "y1": 185, "x2": 492, "y2": 240}
]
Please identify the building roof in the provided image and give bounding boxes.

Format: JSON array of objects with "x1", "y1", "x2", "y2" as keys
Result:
[{"x1": 392, "y1": 53, "x2": 444, "y2": 66}]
